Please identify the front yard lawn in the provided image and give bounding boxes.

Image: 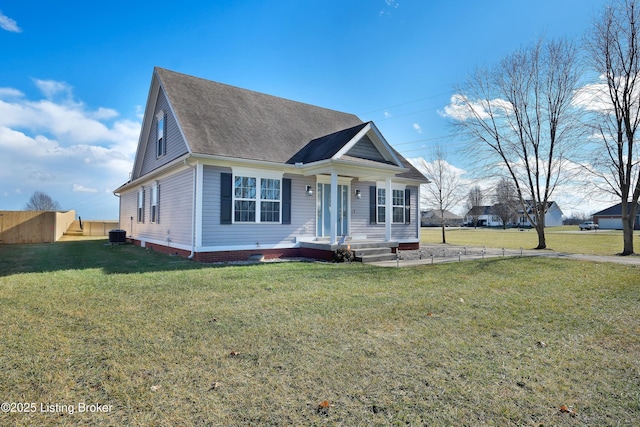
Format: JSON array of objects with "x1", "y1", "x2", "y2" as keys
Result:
[{"x1": 1, "y1": 240, "x2": 639, "y2": 425}]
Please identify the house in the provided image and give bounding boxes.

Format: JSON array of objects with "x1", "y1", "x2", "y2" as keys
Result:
[
  {"x1": 517, "y1": 201, "x2": 563, "y2": 227},
  {"x1": 464, "y1": 205, "x2": 503, "y2": 227},
  {"x1": 114, "y1": 68, "x2": 429, "y2": 262},
  {"x1": 421, "y1": 209, "x2": 463, "y2": 227},
  {"x1": 592, "y1": 202, "x2": 640, "y2": 230}
]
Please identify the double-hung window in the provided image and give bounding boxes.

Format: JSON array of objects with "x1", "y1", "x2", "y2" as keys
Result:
[
  {"x1": 392, "y1": 189, "x2": 405, "y2": 223},
  {"x1": 233, "y1": 173, "x2": 281, "y2": 223},
  {"x1": 234, "y1": 176, "x2": 256, "y2": 222},
  {"x1": 260, "y1": 178, "x2": 281, "y2": 222},
  {"x1": 137, "y1": 189, "x2": 144, "y2": 223},
  {"x1": 156, "y1": 112, "x2": 166, "y2": 157},
  {"x1": 376, "y1": 186, "x2": 406, "y2": 224},
  {"x1": 150, "y1": 184, "x2": 159, "y2": 223}
]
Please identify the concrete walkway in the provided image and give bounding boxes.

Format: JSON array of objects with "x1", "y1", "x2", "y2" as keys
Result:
[{"x1": 369, "y1": 244, "x2": 640, "y2": 267}]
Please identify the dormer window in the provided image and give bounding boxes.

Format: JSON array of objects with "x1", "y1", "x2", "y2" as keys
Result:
[{"x1": 156, "y1": 111, "x2": 166, "y2": 157}]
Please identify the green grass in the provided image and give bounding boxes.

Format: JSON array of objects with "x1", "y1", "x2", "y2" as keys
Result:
[
  {"x1": 1, "y1": 240, "x2": 639, "y2": 426},
  {"x1": 422, "y1": 225, "x2": 640, "y2": 255}
]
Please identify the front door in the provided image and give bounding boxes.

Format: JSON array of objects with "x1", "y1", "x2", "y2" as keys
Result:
[{"x1": 316, "y1": 183, "x2": 349, "y2": 237}]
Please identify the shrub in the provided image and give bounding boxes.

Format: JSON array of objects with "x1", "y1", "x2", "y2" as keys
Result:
[{"x1": 333, "y1": 248, "x2": 354, "y2": 263}]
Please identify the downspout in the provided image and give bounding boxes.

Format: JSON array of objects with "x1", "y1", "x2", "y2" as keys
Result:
[{"x1": 187, "y1": 159, "x2": 196, "y2": 259}]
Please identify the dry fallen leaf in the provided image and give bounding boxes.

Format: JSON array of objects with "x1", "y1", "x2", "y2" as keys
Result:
[
  {"x1": 317, "y1": 400, "x2": 333, "y2": 415},
  {"x1": 427, "y1": 311, "x2": 433, "y2": 317},
  {"x1": 559, "y1": 405, "x2": 577, "y2": 417}
]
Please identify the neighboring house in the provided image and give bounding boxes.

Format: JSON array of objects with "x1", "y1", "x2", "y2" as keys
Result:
[
  {"x1": 517, "y1": 201, "x2": 564, "y2": 227},
  {"x1": 421, "y1": 209, "x2": 463, "y2": 227},
  {"x1": 114, "y1": 68, "x2": 429, "y2": 262},
  {"x1": 592, "y1": 202, "x2": 640, "y2": 230},
  {"x1": 464, "y1": 205, "x2": 503, "y2": 227}
]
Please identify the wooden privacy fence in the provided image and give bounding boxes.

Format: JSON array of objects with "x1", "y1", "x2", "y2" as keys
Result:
[
  {"x1": 80, "y1": 220, "x2": 120, "y2": 236},
  {"x1": 0, "y1": 210, "x2": 76, "y2": 244}
]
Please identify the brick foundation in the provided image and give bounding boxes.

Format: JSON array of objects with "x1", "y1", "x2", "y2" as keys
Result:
[
  {"x1": 128, "y1": 239, "x2": 335, "y2": 263},
  {"x1": 128, "y1": 239, "x2": 418, "y2": 263}
]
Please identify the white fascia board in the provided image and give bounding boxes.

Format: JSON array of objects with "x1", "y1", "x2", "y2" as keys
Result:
[
  {"x1": 332, "y1": 122, "x2": 372, "y2": 159},
  {"x1": 300, "y1": 159, "x2": 404, "y2": 178},
  {"x1": 331, "y1": 121, "x2": 403, "y2": 167},
  {"x1": 131, "y1": 75, "x2": 160, "y2": 180},
  {"x1": 368, "y1": 122, "x2": 403, "y2": 166},
  {"x1": 114, "y1": 153, "x2": 191, "y2": 194},
  {"x1": 193, "y1": 154, "x2": 299, "y2": 173}
]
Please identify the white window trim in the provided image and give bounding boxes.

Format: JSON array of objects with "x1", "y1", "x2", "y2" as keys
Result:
[
  {"x1": 376, "y1": 182, "x2": 406, "y2": 224},
  {"x1": 231, "y1": 168, "x2": 284, "y2": 224}
]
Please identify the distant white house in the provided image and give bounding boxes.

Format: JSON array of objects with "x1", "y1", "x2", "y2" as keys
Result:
[
  {"x1": 465, "y1": 201, "x2": 563, "y2": 227},
  {"x1": 464, "y1": 205, "x2": 504, "y2": 227},
  {"x1": 517, "y1": 201, "x2": 563, "y2": 227}
]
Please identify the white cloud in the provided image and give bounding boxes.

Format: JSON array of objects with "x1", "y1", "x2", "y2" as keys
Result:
[
  {"x1": 73, "y1": 184, "x2": 99, "y2": 193},
  {"x1": 0, "y1": 79, "x2": 140, "y2": 218},
  {"x1": 0, "y1": 87, "x2": 24, "y2": 98},
  {"x1": 33, "y1": 79, "x2": 73, "y2": 100},
  {"x1": 413, "y1": 123, "x2": 423, "y2": 134},
  {"x1": 440, "y1": 93, "x2": 512, "y2": 121},
  {"x1": 0, "y1": 11, "x2": 21, "y2": 33}
]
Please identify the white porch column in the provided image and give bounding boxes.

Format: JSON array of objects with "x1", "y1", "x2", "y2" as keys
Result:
[
  {"x1": 385, "y1": 177, "x2": 392, "y2": 241},
  {"x1": 330, "y1": 171, "x2": 338, "y2": 244}
]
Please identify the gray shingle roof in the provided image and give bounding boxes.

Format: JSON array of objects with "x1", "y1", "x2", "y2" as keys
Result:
[
  {"x1": 156, "y1": 67, "x2": 363, "y2": 163},
  {"x1": 155, "y1": 67, "x2": 427, "y2": 182}
]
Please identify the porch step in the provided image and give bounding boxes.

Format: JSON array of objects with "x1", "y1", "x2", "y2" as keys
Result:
[{"x1": 354, "y1": 247, "x2": 398, "y2": 263}]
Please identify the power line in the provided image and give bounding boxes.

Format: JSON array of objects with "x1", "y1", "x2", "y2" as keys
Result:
[{"x1": 357, "y1": 90, "x2": 454, "y2": 117}]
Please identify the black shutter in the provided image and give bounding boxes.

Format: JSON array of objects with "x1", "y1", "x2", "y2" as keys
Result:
[
  {"x1": 405, "y1": 188, "x2": 411, "y2": 224},
  {"x1": 220, "y1": 173, "x2": 232, "y2": 224},
  {"x1": 370, "y1": 186, "x2": 377, "y2": 224},
  {"x1": 282, "y1": 178, "x2": 291, "y2": 224}
]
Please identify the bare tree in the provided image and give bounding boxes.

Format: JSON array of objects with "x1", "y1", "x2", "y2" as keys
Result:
[
  {"x1": 24, "y1": 191, "x2": 61, "y2": 211},
  {"x1": 492, "y1": 178, "x2": 519, "y2": 229},
  {"x1": 582, "y1": 0, "x2": 640, "y2": 255},
  {"x1": 445, "y1": 38, "x2": 582, "y2": 249},
  {"x1": 416, "y1": 146, "x2": 466, "y2": 243},
  {"x1": 465, "y1": 185, "x2": 484, "y2": 227}
]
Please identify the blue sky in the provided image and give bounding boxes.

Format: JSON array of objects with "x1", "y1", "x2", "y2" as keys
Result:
[{"x1": 0, "y1": 0, "x2": 612, "y2": 219}]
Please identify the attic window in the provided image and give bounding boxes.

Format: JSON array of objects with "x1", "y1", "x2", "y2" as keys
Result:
[{"x1": 156, "y1": 112, "x2": 166, "y2": 157}]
